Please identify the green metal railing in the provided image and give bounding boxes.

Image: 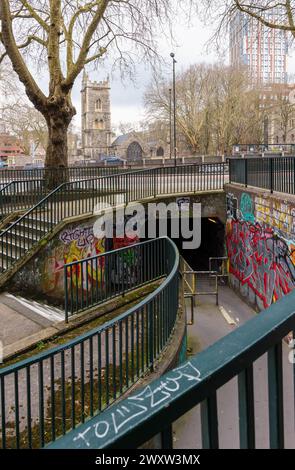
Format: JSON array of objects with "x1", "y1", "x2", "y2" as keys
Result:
[
  {"x1": 0, "y1": 237, "x2": 180, "y2": 449},
  {"x1": 64, "y1": 238, "x2": 168, "y2": 322},
  {"x1": 0, "y1": 163, "x2": 227, "y2": 276},
  {"x1": 229, "y1": 157, "x2": 295, "y2": 194},
  {"x1": 0, "y1": 180, "x2": 46, "y2": 219},
  {"x1": 0, "y1": 166, "x2": 123, "y2": 184},
  {"x1": 49, "y1": 290, "x2": 295, "y2": 450}
]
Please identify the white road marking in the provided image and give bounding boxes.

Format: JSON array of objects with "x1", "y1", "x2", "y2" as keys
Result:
[
  {"x1": 219, "y1": 305, "x2": 237, "y2": 326},
  {"x1": 5, "y1": 293, "x2": 64, "y2": 322}
]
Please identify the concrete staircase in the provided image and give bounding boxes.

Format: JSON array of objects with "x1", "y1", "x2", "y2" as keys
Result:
[{"x1": 0, "y1": 215, "x2": 54, "y2": 273}]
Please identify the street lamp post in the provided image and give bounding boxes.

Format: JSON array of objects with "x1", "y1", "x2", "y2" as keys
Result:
[
  {"x1": 170, "y1": 53, "x2": 177, "y2": 167},
  {"x1": 169, "y1": 88, "x2": 172, "y2": 160}
]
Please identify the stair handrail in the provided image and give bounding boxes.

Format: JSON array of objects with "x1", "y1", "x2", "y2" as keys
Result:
[{"x1": 0, "y1": 163, "x2": 227, "y2": 274}]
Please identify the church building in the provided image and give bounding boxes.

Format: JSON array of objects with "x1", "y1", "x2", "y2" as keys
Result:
[{"x1": 81, "y1": 72, "x2": 112, "y2": 160}]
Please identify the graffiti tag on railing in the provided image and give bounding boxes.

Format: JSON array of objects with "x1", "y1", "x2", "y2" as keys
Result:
[{"x1": 72, "y1": 362, "x2": 202, "y2": 448}]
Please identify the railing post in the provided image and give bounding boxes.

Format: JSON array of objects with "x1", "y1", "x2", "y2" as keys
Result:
[
  {"x1": 268, "y1": 344, "x2": 284, "y2": 449},
  {"x1": 64, "y1": 265, "x2": 69, "y2": 323},
  {"x1": 161, "y1": 424, "x2": 173, "y2": 449},
  {"x1": 148, "y1": 302, "x2": 154, "y2": 371},
  {"x1": 244, "y1": 158, "x2": 248, "y2": 188},
  {"x1": 228, "y1": 159, "x2": 232, "y2": 184},
  {"x1": 238, "y1": 366, "x2": 255, "y2": 449},
  {"x1": 270, "y1": 158, "x2": 274, "y2": 194},
  {"x1": 201, "y1": 393, "x2": 219, "y2": 449}
]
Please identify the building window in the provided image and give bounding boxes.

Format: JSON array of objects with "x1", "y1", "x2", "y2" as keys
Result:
[
  {"x1": 95, "y1": 99, "x2": 102, "y2": 111},
  {"x1": 156, "y1": 147, "x2": 164, "y2": 157},
  {"x1": 127, "y1": 142, "x2": 143, "y2": 161},
  {"x1": 94, "y1": 119, "x2": 104, "y2": 130}
]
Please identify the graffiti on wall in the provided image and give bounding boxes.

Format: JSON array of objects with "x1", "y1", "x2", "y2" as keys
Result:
[
  {"x1": 226, "y1": 192, "x2": 295, "y2": 309},
  {"x1": 255, "y1": 196, "x2": 295, "y2": 237},
  {"x1": 59, "y1": 227, "x2": 95, "y2": 248},
  {"x1": 240, "y1": 193, "x2": 255, "y2": 223},
  {"x1": 41, "y1": 222, "x2": 140, "y2": 298},
  {"x1": 41, "y1": 223, "x2": 106, "y2": 295},
  {"x1": 226, "y1": 219, "x2": 295, "y2": 308},
  {"x1": 226, "y1": 193, "x2": 238, "y2": 220}
]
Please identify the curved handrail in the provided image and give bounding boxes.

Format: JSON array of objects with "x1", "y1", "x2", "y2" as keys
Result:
[
  {"x1": 0, "y1": 163, "x2": 226, "y2": 275},
  {"x1": 50, "y1": 289, "x2": 295, "y2": 450},
  {"x1": 63, "y1": 236, "x2": 177, "y2": 321},
  {"x1": 0, "y1": 237, "x2": 180, "y2": 449}
]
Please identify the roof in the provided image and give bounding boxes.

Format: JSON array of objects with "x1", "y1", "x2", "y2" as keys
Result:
[{"x1": 112, "y1": 133, "x2": 134, "y2": 147}]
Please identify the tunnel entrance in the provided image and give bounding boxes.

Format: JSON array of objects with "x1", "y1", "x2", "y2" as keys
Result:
[
  {"x1": 142, "y1": 216, "x2": 225, "y2": 271},
  {"x1": 175, "y1": 217, "x2": 225, "y2": 271}
]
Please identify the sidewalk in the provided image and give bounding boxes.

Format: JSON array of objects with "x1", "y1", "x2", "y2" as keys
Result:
[
  {"x1": 173, "y1": 285, "x2": 295, "y2": 449},
  {"x1": 0, "y1": 292, "x2": 64, "y2": 348}
]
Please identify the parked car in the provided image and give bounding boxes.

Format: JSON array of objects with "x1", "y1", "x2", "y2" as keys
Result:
[
  {"x1": 24, "y1": 163, "x2": 45, "y2": 169},
  {"x1": 102, "y1": 156, "x2": 126, "y2": 165}
]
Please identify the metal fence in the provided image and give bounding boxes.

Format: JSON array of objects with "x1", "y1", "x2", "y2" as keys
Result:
[
  {"x1": 0, "y1": 180, "x2": 46, "y2": 219},
  {"x1": 180, "y1": 257, "x2": 219, "y2": 325},
  {"x1": 209, "y1": 257, "x2": 229, "y2": 280},
  {"x1": 0, "y1": 237, "x2": 180, "y2": 449},
  {"x1": 64, "y1": 238, "x2": 168, "y2": 322},
  {"x1": 0, "y1": 163, "x2": 227, "y2": 277},
  {"x1": 229, "y1": 157, "x2": 295, "y2": 194},
  {"x1": 0, "y1": 166, "x2": 122, "y2": 184},
  {"x1": 232, "y1": 144, "x2": 295, "y2": 156},
  {"x1": 49, "y1": 290, "x2": 295, "y2": 450}
]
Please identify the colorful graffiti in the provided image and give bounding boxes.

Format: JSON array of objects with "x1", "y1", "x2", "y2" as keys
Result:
[
  {"x1": 41, "y1": 223, "x2": 106, "y2": 295},
  {"x1": 240, "y1": 193, "x2": 255, "y2": 223},
  {"x1": 255, "y1": 196, "x2": 294, "y2": 236},
  {"x1": 41, "y1": 223, "x2": 141, "y2": 299},
  {"x1": 111, "y1": 235, "x2": 140, "y2": 285},
  {"x1": 226, "y1": 191, "x2": 295, "y2": 309},
  {"x1": 227, "y1": 219, "x2": 295, "y2": 308},
  {"x1": 226, "y1": 193, "x2": 238, "y2": 220},
  {"x1": 59, "y1": 227, "x2": 95, "y2": 248}
]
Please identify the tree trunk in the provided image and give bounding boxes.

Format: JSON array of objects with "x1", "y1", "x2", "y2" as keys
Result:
[{"x1": 44, "y1": 107, "x2": 74, "y2": 190}]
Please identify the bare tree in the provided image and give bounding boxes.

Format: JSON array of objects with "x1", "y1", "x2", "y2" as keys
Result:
[
  {"x1": 0, "y1": 1, "x2": 194, "y2": 187},
  {"x1": 267, "y1": 87, "x2": 295, "y2": 143},
  {"x1": 2, "y1": 102, "x2": 48, "y2": 154},
  {"x1": 145, "y1": 63, "x2": 262, "y2": 155},
  {"x1": 199, "y1": 0, "x2": 295, "y2": 47}
]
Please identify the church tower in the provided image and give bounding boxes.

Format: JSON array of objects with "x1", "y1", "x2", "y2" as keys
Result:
[{"x1": 81, "y1": 71, "x2": 112, "y2": 160}]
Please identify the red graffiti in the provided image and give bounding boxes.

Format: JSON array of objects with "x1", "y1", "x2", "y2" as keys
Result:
[{"x1": 226, "y1": 220, "x2": 295, "y2": 309}]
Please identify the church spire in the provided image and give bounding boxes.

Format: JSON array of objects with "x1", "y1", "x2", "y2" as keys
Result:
[{"x1": 82, "y1": 69, "x2": 88, "y2": 85}]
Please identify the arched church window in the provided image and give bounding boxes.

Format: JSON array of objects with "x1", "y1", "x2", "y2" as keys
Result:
[
  {"x1": 95, "y1": 99, "x2": 102, "y2": 111},
  {"x1": 156, "y1": 147, "x2": 164, "y2": 157},
  {"x1": 127, "y1": 142, "x2": 143, "y2": 161}
]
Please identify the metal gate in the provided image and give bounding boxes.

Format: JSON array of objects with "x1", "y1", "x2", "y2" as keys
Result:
[
  {"x1": 209, "y1": 257, "x2": 229, "y2": 283},
  {"x1": 180, "y1": 257, "x2": 219, "y2": 325}
]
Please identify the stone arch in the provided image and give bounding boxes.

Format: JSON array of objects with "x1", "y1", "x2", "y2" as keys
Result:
[
  {"x1": 156, "y1": 146, "x2": 164, "y2": 157},
  {"x1": 127, "y1": 141, "x2": 143, "y2": 161}
]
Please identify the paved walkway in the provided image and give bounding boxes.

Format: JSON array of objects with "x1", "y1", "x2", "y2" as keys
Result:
[
  {"x1": 174, "y1": 286, "x2": 295, "y2": 449},
  {"x1": 0, "y1": 292, "x2": 64, "y2": 349}
]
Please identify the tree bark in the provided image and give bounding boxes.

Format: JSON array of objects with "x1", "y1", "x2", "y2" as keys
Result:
[{"x1": 43, "y1": 95, "x2": 76, "y2": 190}]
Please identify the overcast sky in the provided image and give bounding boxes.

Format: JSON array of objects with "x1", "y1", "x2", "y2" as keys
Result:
[
  {"x1": 4, "y1": 9, "x2": 295, "y2": 135},
  {"x1": 69, "y1": 11, "x2": 295, "y2": 134},
  {"x1": 71, "y1": 16, "x2": 220, "y2": 133}
]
